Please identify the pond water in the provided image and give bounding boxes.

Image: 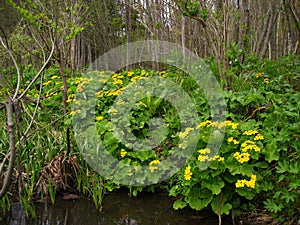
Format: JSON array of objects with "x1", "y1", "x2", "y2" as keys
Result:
[{"x1": 0, "y1": 190, "x2": 232, "y2": 225}]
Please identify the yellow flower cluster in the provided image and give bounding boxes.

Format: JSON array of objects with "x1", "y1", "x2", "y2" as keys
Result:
[
  {"x1": 112, "y1": 79, "x2": 123, "y2": 85},
  {"x1": 66, "y1": 93, "x2": 75, "y2": 103},
  {"x1": 198, "y1": 148, "x2": 210, "y2": 155},
  {"x1": 235, "y1": 174, "x2": 257, "y2": 188},
  {"x1": 196, "y1": 120, "x2": 238, "y2": 129},
  {"x1": 127, "y1": 71, "x2": 134, "y2": 77},
  {"x1": 107, "y1": 89, "x2": 122, "y2": 96},
  {"x1": 213, "y1": 155, "x2": 225, "y2": 162},
  {"x1": 43, "y1": 80, "x2": 52, "y2": 86},
  {"x1": 254, "y1": 134, "x2": 264, "y2": 140},
  {"x1": 264, "y1": 78, "x2": 269, "y2": 84},
  {"x1": 96, "y1": 116, "x2": 104, "y2": 121},
  {"x1": 234, "y1": 152, "x2": 250, "y2": 163},
  {"x1": 241, "y1": 142, "x2": 260, "y2": 152},
  {"x1": 228, "y1": 137, "x2": 239, "y2": 144},
  {"x1": 255, "y1": 72, "x2": 263, "y2": 78},
  {"x1": 178, "y1": 141, "x2": 187, "y2": 149},
  {"x1": 149, "y1": 160, "x2": 160, "y2": 172},
  {"x1": 243, "y1": 130, "x2": 258, "y2": 135},
  {"x1": 76, "y1": 77, "x2": 93, "y2": 92},
  {"x1": 120, "y1": 149, "x2": 127, "y2": 158},
  {"x1": 70, "y1": 109, "x2": 81, "y2": 115},
  {"x1": 234, "y1": 136, "x2": 262, "y2": 163},
  {"x1": 108, "y1": 108, "x2": 118, "y2": 114},
  {"x1": 184, "y1": 165, "x2": 192, "y2": 180},
  {"x1": 197, "y1": 148, "x2": 224, "y2": 162},
  {"x1": 149, "y1": 160, "x2": 160, "y2": 165},
  {"x1": 178, "y1": 127, "x2": 194, "y2": 138}
]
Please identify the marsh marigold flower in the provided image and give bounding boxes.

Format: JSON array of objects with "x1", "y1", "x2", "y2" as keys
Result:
[
  {"x1": 184, "y1": 165, "x2": 192, "y2": 180},
  {"x1": 243, "y1": 130, "x2": 258, "y2": 136},
  {"x1": 96, "y1": 116, "x2": 104, "y2": 121},
  {"x1": 264, "y1": 78, "x2": 269, "y2": 84},
  {"x1": 235, "y1": 174, "x2": 257, "y2": 188},
  {"x1": 228, "y1": 137, "x2": 239, "y2": 144},
  {"x1": 149, "y1": 160, "x2": 160, "y2": 165},
  {"x1": 254, "y1": 133, "x2": 264, "y2": 140},
  {"x1": 234, "y1": 152, "x2": 251, "y2": 163},
  {"x1": 256, "y1": 72, "x2": 263, "y2": 78},
  {"x1": 120, "y1": 149, "x2": 127, "y2": 158}
]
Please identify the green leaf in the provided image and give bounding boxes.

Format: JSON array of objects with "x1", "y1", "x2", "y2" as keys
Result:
[
  {"x1": 242, "y1": 93, "x2": 263, "y2": 106},
  {"x1": 276, "y1": 161, "x2": 289, "y2": 173},
  {"x1": 173, "y1": 199, "x2": 187, "y2": 210},
  {"x1": 227, "y1": 163, "x2": 253, "y2": 176},
  {"x1": 211, "y1": 197, "x2": 232, "y2": 215},
  {"x1": 262, "y1": 139, "x2": 279, "y2": 162},
  {"x1": 235, "y1": 188, "x2": 256, "y2": 200},
  {"x1": 186, "y1": 187, "x2": 213, "y2": 211},
  {"x1": 288, "y1": 161, "x2": 300, "y2": 174},
  {"x1": 264, "y1": 199, "x2": 284, "y2": 213},
  {"x1": 202, "y1": 177, "x2": 224, "y2": 195},
  {"x1": 127, "y1": 150, "x2": 157, "y2": 161}
]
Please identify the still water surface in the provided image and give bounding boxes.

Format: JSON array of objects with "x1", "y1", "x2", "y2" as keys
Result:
[{"x1": 1, "y1": 190, "x2": 231, "y2": 225}]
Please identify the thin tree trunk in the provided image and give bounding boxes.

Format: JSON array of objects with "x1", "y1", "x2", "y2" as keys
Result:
[{"x1": 0, "y1": 97, "x2": 16, "y2": 199}]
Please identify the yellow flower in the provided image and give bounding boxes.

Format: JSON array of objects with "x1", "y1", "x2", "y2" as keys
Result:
[
  {"x1": 264, "y1": 78, "x2": 269, "y2": 84},
  {"x1": 254, "y1": 134, "x2": 264, "y2": 140},
  {"x1": 235, "y1": 179, "x2": 246, "y2": 188},
  {"x1": 231, "y1": 123, "x2": 238, "y2": 129},
  {"x1": 112, "y1": 79, "x2": 123, "y2": 85},
  {"x1": 242, "y1": 144, "x2": 260, "y2": 152},
  {"x1": 196, "y1": 120, "x2": 212, "y2": 129},
  {"x1": 241, "y1": 140, "x2": 256, "y2": 147},
  {"x1": 198, "y1": 148, "x2": 210, "y2": 154},
  {"x1": 178, "y1": 127, "x2": 194, "y2": 138},
  {"x1": 116, "y1": 100, "x2": 125, "y2": 105},
  {"x1": 96, "y1": 116, "x2": 104, "y2": 121},
  {"x1": 120, "y1": 149, "x2": 127, "y2": 158},
  {"x1": 107, "y1": 89, "x2": 122, "y2": 96},
  {"x1": 178, "y1": 141, "x2": 187, "y2": 149},
  {"x1": 127, "y1": 71, "x2": 134, "y2": 77},
  {"x1": 198, "y1": 155, "x2": 210, "y2": 161},
  {"x1": 43, "y1": 80, "x2": 52, "y2": 86},
  {"x1": 256, "y1": 72, "x2": 263, "y2": 78},
  {"x1": 73, "y1": 100, "x2": 81, "y2": 105},
  {"x1": 70, "y1": 109, "x2": 81, "y2": 116},
  {"x1": 234, "y1": 152, "x2": 251, "y2": 163},
  {"x1": 149, "y1": 160, "x2": 160, "y2": 165},
  {"x1": 99, "y1": 79, "x2": 107, "y2": 83},
  {"x1": 184, "y1": 166, "x2": 192, "y2": 181},
  {"x1": 213, "y1": 155, "x2": 224, "y2": 162},
  {"x1": 149, "y1": 166, "x2": 157, "y2": 173},
  {"x1": 243, "y1": 130, "x2": 258, "y2": 136},
  {"x1": 109, "y1": 108, "x2": 118, "y2": 114},
  {"x1": 51, "y1": 75, "x2": 59, "y2": 79},
  {"x1": 227, "y1": 137, "x2": 239, "y2": 144},
  {"x1": 236, "y1": 174, "x2": 257, "y2": 189}
]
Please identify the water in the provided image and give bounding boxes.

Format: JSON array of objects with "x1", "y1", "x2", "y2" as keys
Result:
[{"x1": 0, "y1": 190, "x2": 231, "y2": 225}]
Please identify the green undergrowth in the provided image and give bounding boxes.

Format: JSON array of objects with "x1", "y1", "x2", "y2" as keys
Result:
[{"x1": 0, "y1": 55, "x2": 299, "y2": 224}]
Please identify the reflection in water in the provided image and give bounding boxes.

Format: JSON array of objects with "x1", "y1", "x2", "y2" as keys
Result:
[{"x1": 0, "y1": 190, "x2": 230, "y2": 225}]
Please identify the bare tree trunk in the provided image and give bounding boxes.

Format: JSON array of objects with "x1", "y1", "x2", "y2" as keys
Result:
[
  {"x1": 181, "y1": 15, "x2": 187, "y2": 63},
  {"x1": 256, "y1": 9, "x2": 271, "y2": 55},
  {"x1": 261, "y1": 6, "x2": 276, "y2": 58},
  {"x1": 0, "y1": 97, "x2": 16, "y2": 199},
  {"x1": 125, "y1": 0, "x2": 132, "y2": 71}
]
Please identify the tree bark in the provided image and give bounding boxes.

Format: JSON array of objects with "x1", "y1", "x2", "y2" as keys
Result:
[{"x1": 0, "y1": 97, "x2": 16, "y2": 199}]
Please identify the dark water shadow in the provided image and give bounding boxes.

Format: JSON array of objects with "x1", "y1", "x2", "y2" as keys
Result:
[{"x1": 0, "y1": 190, "x2": 232, "y2": 225}]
